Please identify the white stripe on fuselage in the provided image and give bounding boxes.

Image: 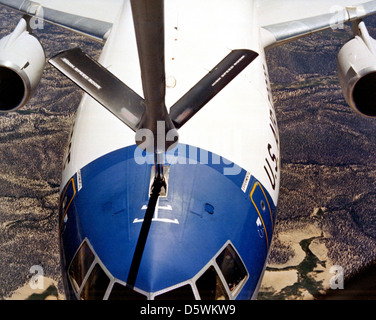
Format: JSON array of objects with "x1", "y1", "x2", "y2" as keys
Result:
[{"x1": 61, "y1": 0, "x2": 280, "y2": 206}]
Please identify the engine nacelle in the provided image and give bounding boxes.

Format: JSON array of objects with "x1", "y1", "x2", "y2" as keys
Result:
[
  {"x1": 0, "y1": 18, "x2": 45, "y2": 112},
  {"x1": 337, "y1": 22, "x2": 376, "y2": 117}
]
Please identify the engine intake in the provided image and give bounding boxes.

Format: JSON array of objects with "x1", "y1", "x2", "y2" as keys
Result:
[
  {"x1": 337, "y1": 21, "x2": 376, "y2": 117},
  {"x1": 0, "y1": 18, "x2": 45, "y2": 112}
]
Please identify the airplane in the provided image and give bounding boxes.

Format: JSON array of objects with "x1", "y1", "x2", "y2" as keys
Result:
[{"x1": 0, "y1": 0, "x2": 375, "y2": 300}]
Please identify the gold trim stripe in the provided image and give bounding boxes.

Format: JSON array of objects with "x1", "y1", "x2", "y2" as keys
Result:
[
  {"x1": 250, "y1": 182, "x2": 271, "y2": 251},
  {"x1": 59, "y1": 178, "x2": 76, "y2": 229}
]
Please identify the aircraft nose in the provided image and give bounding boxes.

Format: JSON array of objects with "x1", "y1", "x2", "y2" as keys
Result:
[{"x1": 62, "y1": 144, "x2": 275, "y2": 300}]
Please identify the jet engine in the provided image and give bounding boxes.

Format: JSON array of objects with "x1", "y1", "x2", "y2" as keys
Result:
[
  {"x1": 0, "y1": 18, "x2": 45, "y2": 112},
  {"x1": 337, "y1": 21, "x2": 376, "y2": 117}
]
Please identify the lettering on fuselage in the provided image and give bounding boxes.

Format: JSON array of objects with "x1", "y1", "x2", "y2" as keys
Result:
[{"x1": 263, "y1": 85, "x2": 280, "y2": 191}]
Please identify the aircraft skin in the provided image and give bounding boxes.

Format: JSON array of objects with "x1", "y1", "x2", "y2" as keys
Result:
[
  {"x1": 0, "y1": 0, "x2": 376, "y2": 300},
  {"x1": 59, "y1": 0, "x2": 279, "y2": 300}
]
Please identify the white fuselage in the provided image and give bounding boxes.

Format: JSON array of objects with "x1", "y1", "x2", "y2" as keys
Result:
[{"x1": 61, "y1": 0, "x2": 280, "y2": 206}]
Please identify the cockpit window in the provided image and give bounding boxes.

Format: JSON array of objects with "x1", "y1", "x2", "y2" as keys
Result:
[
  {"x1": 108, "y1": 283, "x2": 147, "y2": 300},
  {"x1": 196, "y1": 266, "x2": 229, "y2": 300},
  {"x1": 67, "y1": 239, "x2": 247, "y2": 300},
  {"x1": 216, "y1": 244, "x2": 248, "y2": 294},
  {"x1": 154, "y1": 284, "x2": 196, "y2": 300},
  {"x1": 69, "y1": 241, "x2": 95, "y2": 293},
  {"x1": 80, "y1": 263, "x2": 110, "y2": 300}
]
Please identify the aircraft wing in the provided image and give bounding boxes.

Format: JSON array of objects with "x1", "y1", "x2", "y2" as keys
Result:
[
  {"x1": 0, "y1": 0, "x2": 123, "y2": 41},
  {"x1": 257, "y1": 0, "x2": 376, "y2": 48}
]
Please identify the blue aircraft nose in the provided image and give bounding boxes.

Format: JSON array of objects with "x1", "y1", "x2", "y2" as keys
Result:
[{"x1": 60, "y1": 144, "x2": 276, "y2": 300}]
